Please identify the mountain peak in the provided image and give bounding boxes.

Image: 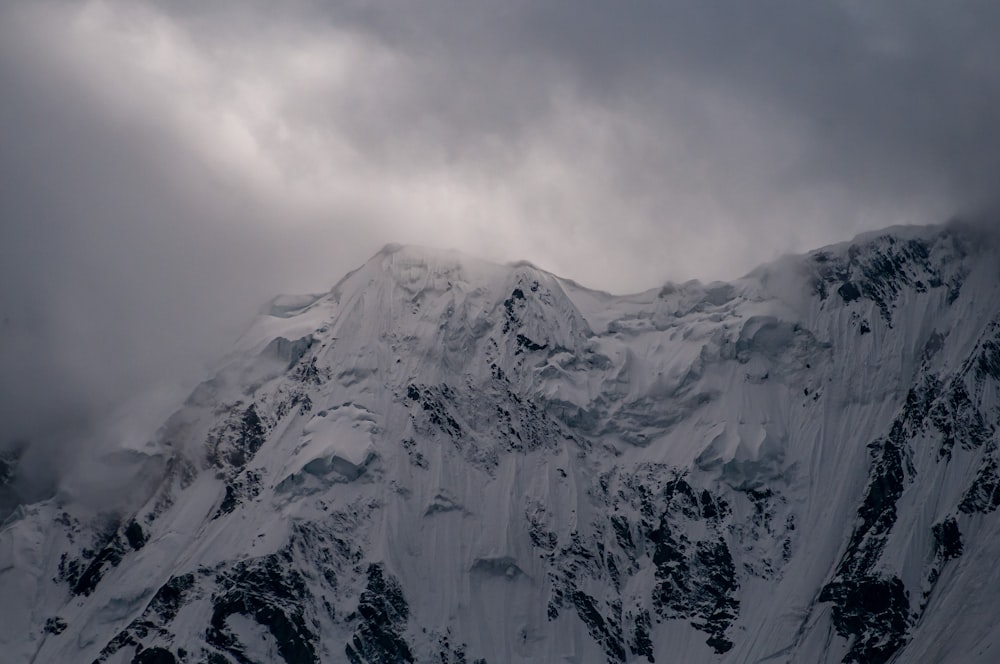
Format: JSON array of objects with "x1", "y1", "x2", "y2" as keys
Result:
[
  {"x1": 12, "y1": 223, "x2": 1000, "y2": 663},
  {"x1": 377, "y1": 241, "x2": 405, "y2": 254}
]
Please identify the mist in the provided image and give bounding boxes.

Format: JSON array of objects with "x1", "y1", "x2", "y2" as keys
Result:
[{"x1": 2, "y1": 0, "x2": 999, "y2": 507}]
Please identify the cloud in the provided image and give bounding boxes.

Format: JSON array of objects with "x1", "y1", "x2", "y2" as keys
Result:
[{"x1": 1, "y1": 0, "x2": 998, "y2": 506}]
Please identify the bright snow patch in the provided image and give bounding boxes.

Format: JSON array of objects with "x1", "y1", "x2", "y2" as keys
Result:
[{"x1": 277, "y1": 404, "x2": 378, "y2": 488}]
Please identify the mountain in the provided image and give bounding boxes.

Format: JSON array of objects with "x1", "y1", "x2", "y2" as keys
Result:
[{"x1": 3, "y1": 223, "x2": 1000, "y2": 664}]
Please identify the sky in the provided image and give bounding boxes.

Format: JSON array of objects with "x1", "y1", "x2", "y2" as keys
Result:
[{"x1": 1, "y1": 0, "x2": 999, "y2": 501}]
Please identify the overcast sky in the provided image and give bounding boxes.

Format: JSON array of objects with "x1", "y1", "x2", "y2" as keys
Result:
[{"x1": 2, "y1": 1, "x2": 999, "y2": 489}]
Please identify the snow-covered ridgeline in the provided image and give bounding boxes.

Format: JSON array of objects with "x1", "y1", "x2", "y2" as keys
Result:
[{"x1": 2, "y1": 224, "x2": 1000, "y2": 663}]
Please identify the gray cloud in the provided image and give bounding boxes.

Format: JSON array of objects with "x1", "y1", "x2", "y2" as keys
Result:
[
  {"x1": 1, "y1": 0, "x2": 999, "y2": 504},
  {"x1": 314, "y1": 1, "x2": 1000, "y2": 199}
]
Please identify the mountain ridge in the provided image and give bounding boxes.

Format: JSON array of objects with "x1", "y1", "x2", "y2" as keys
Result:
[{"x1": 3, "y1": 221, "x2": 1000, "y2": 663}]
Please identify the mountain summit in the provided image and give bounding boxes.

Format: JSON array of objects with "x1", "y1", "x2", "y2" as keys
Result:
[{"x1": 3, "y1": 223, "x2": 1000, "y2": 663}]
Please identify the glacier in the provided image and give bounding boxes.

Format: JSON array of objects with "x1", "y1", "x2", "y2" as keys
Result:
[{"x1": 3, "y1": 223, "x2": 1000, "y2": 663}]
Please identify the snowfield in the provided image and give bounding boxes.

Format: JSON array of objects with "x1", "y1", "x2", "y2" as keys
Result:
[{"x1": 3, "y1": 223, "x2": 1000, "y2": 663}]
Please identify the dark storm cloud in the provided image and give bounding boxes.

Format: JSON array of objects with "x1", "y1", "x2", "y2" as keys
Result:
[
  {"x1": 327, "y1": 0, "x2": 1000, "y2": 225},
  {"x1": 163, "y1": 0, "x2": 1000, "y2": 271},
  {"x1": 1, "y1": 0, "x2": 998, "y2": 505}
]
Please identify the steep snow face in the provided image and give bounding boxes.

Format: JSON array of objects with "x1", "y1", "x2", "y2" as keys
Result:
[{"x1": 4, "y1": 227, "x2": 1000, "y2": 664}]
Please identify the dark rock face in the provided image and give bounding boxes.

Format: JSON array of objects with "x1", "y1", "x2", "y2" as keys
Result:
[
  {"x1": 124, "y1": 521, "x2": 147, "y2": 550},
  {"x1": 930, "y1": 379, "x2": 991, "y2": 461},
  {"x1": 922, "y1": 515, "x2": 966, "y2": 613},
  {"x1": 131, "y1": 647, "x2": 177, "y2": 664},
  {"x1": 543, "y1": 521, "x2": 629, "y2": 662},
  {"x1": 838, "y1": 282, "x2": 862, "y2": 303},
  {"x1": 91, "y1": 516, "x2": 369, "y2": 663},
  {"x1": 932, "y1": 517, "x2": 963, "y2": 560},
  {"x1": 405, "y1": 376, "x2": 567, "y2": 472},
  {"x1": 819, "y1": 577, "x2": 910, "y2": 664},
  {"x1": 646, "y1": 476, "x2": 739, "y2": 654},
  {"x1": 959, "y1": 449, "x2": 1000, "y2": 514},
  {"x1": 214, "y1": 471, "x2": 262, "y2": 518},
  {"x1": 66, "y1": 516, "x2": 153, "y2": 597},
  {"x1": 207, "y1": 552, "x2": 318, "y2": 664},
  {"x1": 69, "y1": 535, "x2": 127, "y2": 597},
  {"x1": 977, "y1": 337, "x2": 1000, "y2": 380},
  {"x1": 205, "y1": 403, "x2": 274, "y2": 521},
  {"x1": 432, "y1": 629, "x2": 487, "y2": 664},
  {"x1": 345, "y1": 564, "x2": 413, "y2": 664},
  {"x1": 95, "y1": 573, "x2": 198, "y2": 663},
  {"x1": 207, "y1": 405, "x2": 268, "y2": 471},
  {"x1": 43, "y1": 617, "x2": 67, "y2": 635},
  {"x1": 149, "y1": 574, "x2": 196, "y2": 624},
  {"x1": 515, "y1": 332, "x2": 547, "y2": 353},
  {"x1": 818, "y1": 382, "x2": 923, "y2": 662},
  {"x1": 810, "y1": 233, "x2": 968, "y2": 322},
  {"x1": 566, "y1": 589, "x2": 627, "y2": 663},
  {"x1": 540, "y1": 469, "x2": 752, "y2": 661},
  {"x1": 407, "y1": 383, "x2": 464, "y2": 441},
  {"x1": 502, "y1": 287, "x2": 527, "y2": 333},
  {"x1": 815, "y1": 320, "x2": 1000, "y2": 664},
  {"x1": 627, "y1": 609, "x2": 654, "y2": 663}
]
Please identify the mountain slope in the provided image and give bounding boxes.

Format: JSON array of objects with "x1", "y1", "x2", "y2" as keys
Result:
[{"x1": 3, "y1": 224, "x2": 1000, "y2": 663}]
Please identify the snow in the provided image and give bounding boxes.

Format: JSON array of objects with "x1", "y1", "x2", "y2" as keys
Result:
[
  {"x1": 264, "y1": 293, "x2": 325, "y2": 318},
  {"x1": 277, "y1": 405, "x2": 378, "y2": 487},
  {"x1": 4, "y1": 223, "x2": 1000, "y2": 663}
]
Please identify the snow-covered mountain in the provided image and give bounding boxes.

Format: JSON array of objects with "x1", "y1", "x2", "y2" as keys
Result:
[{"x1": 4, "y1": 223, "x2": 1000, "y2": 664}]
